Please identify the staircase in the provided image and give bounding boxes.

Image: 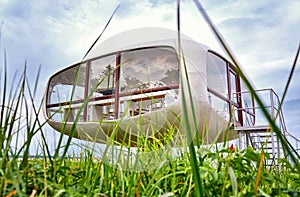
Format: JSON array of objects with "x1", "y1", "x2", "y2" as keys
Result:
[
  {"x1": 236, "y1": 126, "x2": 283, "y2": 166},
  {"x1": 234, "y1": 89, "x2": 300, "y2": 166}
]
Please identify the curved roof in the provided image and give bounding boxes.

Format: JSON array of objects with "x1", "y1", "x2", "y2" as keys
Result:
[{"x1": 84, "y1": 27, "x2": 210, "y2": 60}]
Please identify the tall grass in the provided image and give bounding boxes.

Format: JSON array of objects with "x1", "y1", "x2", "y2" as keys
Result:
[
  {"x1": 192, "y1": 0, "x2": 300, "y2": 170},
  {"x1": 0, "y1": 55, "x2": 47, "y2": 195},
  {"x1": 1, "y1": 57, "x2": 300, "y2": 196}
]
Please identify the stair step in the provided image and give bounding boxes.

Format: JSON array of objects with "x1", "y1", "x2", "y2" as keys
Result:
[
  {"x1": 236, "y1": 124, "x2": 289, "y2": 161},
  {"x1": 252, "y1": 142, "x2": 278, "y2": 145},
  {"x1": 235, "y1": 125, "x2": 270, "y2": 132},
  {"x1": 250, "y1": 134, "x2": 277, "y2": 138},
  {"x1": 251, "y1": 136, "x2": 276, "y2": 140},
  {"x1": 255, "y1": 146, "x2": 279, "y2": 149}
]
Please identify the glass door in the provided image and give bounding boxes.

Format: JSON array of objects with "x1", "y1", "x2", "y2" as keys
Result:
[{"x1": 228, "y1": 68, "x2": 243, "y2": 126}]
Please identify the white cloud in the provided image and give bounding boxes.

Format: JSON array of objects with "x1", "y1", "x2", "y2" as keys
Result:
[{"x1": 199, "y1": 0, "x2": 299, "y2": 90}]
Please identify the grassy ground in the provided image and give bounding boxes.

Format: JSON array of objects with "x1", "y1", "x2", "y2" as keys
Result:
[
  {"x1": 0, "y1": 59, "x2": 299, "y2": 197},
  {"x1": 3, "y1": 146, "x2": 300, "y2": 196}
]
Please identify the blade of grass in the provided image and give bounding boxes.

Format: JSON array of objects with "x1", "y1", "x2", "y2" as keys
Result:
[
  {"x1": 19, "y1": 64, "x2": 33, "y2": 170},
  {"x1": 56, "y1": 2, "x2": 121, "y2": 159},
  {"x1": 278, "y1": 44, "x2": 299, "y2": 114},
  {"x1": 0, "y1": 50, "x2": 7, "y2": 157},
  {"x1": 177, "y1": 1, "x2": 203, "y2": 196},
  {"x1": 53, "y1": 64, "x2": 82, "y2": 161},
  {"x1": 82, "y1": 4, "x2": 120, "y2": 61},
  {"x1": 273, "y1": 44, "x2": 300, "y2": 165},
  {"x1": 20, "y1": 65, "x2": 52, "y2": 169},
  {"x1": 0, "y1": 60, "x2": 27, "y2": 195},
  {"x1": 254, "y1": 151, "x2": 265, "y2": 195},
  {"x1": 228, "y1": 166, "x2": 237, "y2": 196},
  {"x1": 192, "y1": 0, "x2": 300, "y2": 171}
]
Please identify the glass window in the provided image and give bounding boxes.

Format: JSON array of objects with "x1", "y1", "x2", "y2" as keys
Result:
[
  {"x1": 48, "y1": 64, "x2": 86, "y2": 103},
  {"x1": 230, "y1": 71, "x2": 237, "y2": 103},
  {"x1": 120, "y1": 47, "x2": 179, "y2": 93},
  {"x1": 240, "y1": 81, "x2": 255, "y2": 126},
  {"x1": 87, "y1": 55, "x2": 117, "y2": 120},
  {"x1": 206, "y1": 52, "x2": 228, "y2": 98},
  {"x1": 47, "y1": 64, "x2": 86, "y2": 121},
  {"x1": 118, "y1": 47, "x2": 179, "y2": 117},
  {"x1": 46, "y1": 47, "x2": 180, "y2": 122},
  {"x1": 208, "y1": 92, "x2": 230, "y2": 120},
  {"x1": 89, "y1": 55, "x2": 117, "y2": 96}
]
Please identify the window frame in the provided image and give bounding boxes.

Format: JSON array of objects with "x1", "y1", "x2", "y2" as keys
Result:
[
  {"x1": 46, "y1": 46, "x2": 180, "y2": 122},
  {"x1": 207, "y1": 50, "x2": 255, "y2": 126}
]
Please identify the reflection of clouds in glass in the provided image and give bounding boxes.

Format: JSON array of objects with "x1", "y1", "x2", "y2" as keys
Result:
[
  {"x1": 51, "y1": 65, "x2": 80, "y2": 86},
  {"x1": 90, "y1": 56, "x2": 116, "y2": 80},
  {"x1": 48, "y1": 64, "x2": 86, "y2": 110},
  {"x1": 149, "y1": 64, "x2": 166, "y2": 81},
  {"x1": 122, "y1": 47, "x2": 178, "y2": 85},
  {"x1": 90, "y1": 55, "x2": 116, "y2": 90},
  {"x1": 50, "y1": 84, "x2": 85, "y2": 105},
  {"x1": 206, "y1": 53, "x2": 227, "y2": 95}
]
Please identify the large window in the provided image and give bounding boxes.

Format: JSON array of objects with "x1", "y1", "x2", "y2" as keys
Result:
[
  {"x1": 206, "y1": 51, "x2": 255, "y2": 126},
  {"x1": 47, "y1": 64, "x2": 87, "y2": 122},
  {"x1": 48, "y1": 64, "x2": 86, "y2": 103},
  {"x1": 121, "y1": 47, "x2": 179, "y2": 93},
  {"x1": 46, "y1": 47, "x2": 180, "y2": 122},
  {"x1": 89, "y1": 55, "x2": 117, "y2": 96},
  {"x1": 206, "y1": 52, "x2": 230, "y2": 121},
  {"x1": 239, "y1": 81, "x2": 255, "y2": 126},
  {"x1": 206, "y1": 52, "x2": 228, "y2": 98},
  {"x1": 118, "y1": 47, "x2": 179, "y2": 118}
]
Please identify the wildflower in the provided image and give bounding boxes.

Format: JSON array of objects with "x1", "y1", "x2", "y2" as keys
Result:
[{"x1": 230, "y1": 144, "x2": 234, "y2": 152}]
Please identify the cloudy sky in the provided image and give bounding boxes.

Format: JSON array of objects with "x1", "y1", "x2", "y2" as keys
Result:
[{"x1": 1, "y1": 0, "x2": 299, "y2": 146}]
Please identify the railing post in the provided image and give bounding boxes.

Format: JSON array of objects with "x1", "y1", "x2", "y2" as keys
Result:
[
  {"x1": 270, "y1": 90, "x2": 274, "y2": 119},
  {"x1": 238, "y1": 131, "x2": 243, "y2": 150}
]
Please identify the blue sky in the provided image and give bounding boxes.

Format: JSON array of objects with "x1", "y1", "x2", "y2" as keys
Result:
[{"x1": 1, "y1": 0, "x2": 300, "y2": 145}]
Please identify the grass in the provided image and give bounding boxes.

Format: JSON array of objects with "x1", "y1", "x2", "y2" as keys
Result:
[
  {"x1": 1, "y1": 54, "x2": 300, "y2": 197},
  {"x1": 1, "y1": 1, "x2": 300, "y2": 196}
]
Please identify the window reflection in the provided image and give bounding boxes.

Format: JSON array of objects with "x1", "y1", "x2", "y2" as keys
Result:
[
  {"x1": 208, "y1": 92, "x2": 229, "y2": 121},
  {"x1": 121, "y1": 47, "x2": 179, "y2": 93},
  {"x1": 47, "y1": 64, "x2": 86, "y2": 121},
  {"x1": 118, "y1": 47, "x2": 179, "y2": 118},
  {"x1": 206, "y1": 52, "x2": 228, "y2": 98},
  {"x1": 49, "y1": 64, "x2": 86, "y2": 103},
  {"x1": 89, "y1": 55, "x2": 116, "y2": 96},
  {"x1": 207, "y1": 52, "x2": 236, "y2": 123},
  {"x1": 46, "y1": 47, "x2": 180, "y2": 122}
]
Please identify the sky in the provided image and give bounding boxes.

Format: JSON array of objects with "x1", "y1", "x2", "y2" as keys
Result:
[{"x1": 0, "y1": 0, "x2": 300, "y2": 150}]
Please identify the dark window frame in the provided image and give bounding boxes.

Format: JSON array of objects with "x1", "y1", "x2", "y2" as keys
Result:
[
  {"x1": 46, "y1": 46, "x2": 180, "y2": 121},
  {"x1": 207, "y1": 50, "x2": 255, "y2": 126}
]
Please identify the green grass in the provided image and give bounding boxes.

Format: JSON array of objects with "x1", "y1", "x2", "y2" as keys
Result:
[{"x1": 0, "y1": 60, "x2": 299, "y2": 196}]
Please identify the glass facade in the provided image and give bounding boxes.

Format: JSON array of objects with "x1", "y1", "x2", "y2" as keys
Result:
[
  {"x1": 206, "y1": 52, "x2": 230, "y2": 121},
  {"x1": 46, "y1": 47, "x2": 179, "y2": 122},
  {"x1": 206, "y1": 51, "x2": 254, "y2": 126},
  {"x1": 206, "y1": 52, "x2": 228, "y2": 98},
  {"x1": 120, "y1": 47, "x2": 179, "y2": 93},
  {"x1": 46, "y1": 47, "x2": 254, "y2": 126},
  {"x1": 89, "y1": 55, "x2": 117, "y2": 96},
  {"x1": 47, "y1": 64, "x2": 86, "y2": 122}
]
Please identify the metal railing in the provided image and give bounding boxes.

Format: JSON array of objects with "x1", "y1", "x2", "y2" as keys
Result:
[{"x1": 234, "y1": 88, "x2": 300, "y2": 161}]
